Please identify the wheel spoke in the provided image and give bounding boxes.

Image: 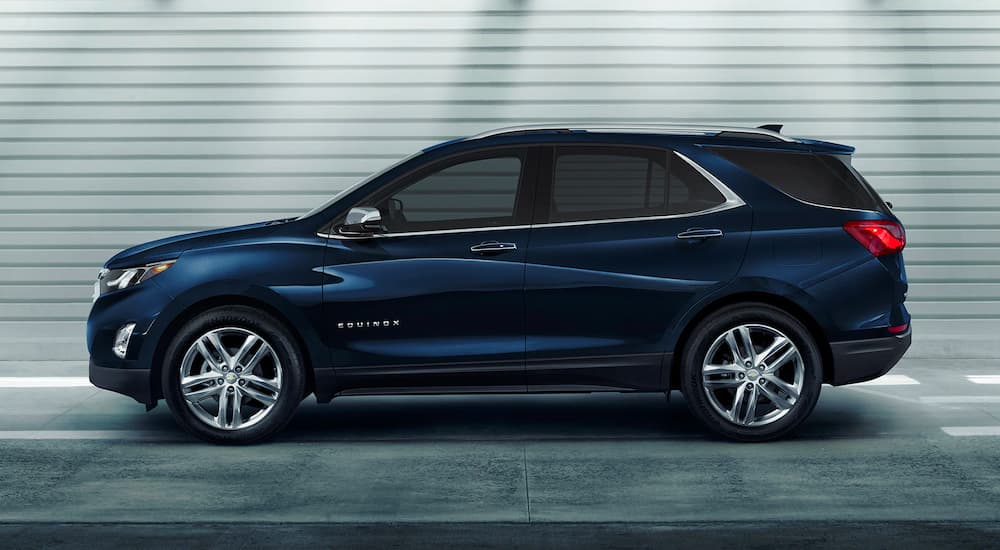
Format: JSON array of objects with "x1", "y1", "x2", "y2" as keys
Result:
[
  {"x1": 241, "y1": 384, "x2": 277, "y2": 407},
  {"x1": 728, "y1": 384, "x2": 747, "y2": 422},
  {"x1": 763, "y1": 347, "x2": 798, "y2": 374},
  {"x1": 704, "y1": 363, "x2": 744, "y2": 375},
  {"x1": 241, "y1": 341, "x2": 272, "y2": 374},
  {"x1": 216, "y1": 389, "x2": 232, "y2": 428},
  {"x1": 724, "y1": 330, "x2": 744, "y2": 363},
  {"x1": 230, "y1": 388, "x2": 243, "y2": 429},
  {"x1": 704, "y1": 377, "x2": 743, "y2": 389},
  {"x1": 757, "y1": 383, "x2": 793, "y2": 410},
  {"x1": 737, "y1": 326, "x2": 756, "y2": 365},
  {"x1": 181, "y1": 372, "x2": 217, "y2": 390},
  {"x1": 740, "y1": 384, "x2": 759, "y2": 425},
  {"x1": 197, "y1": 333, "x2": 229, "y2": 369},
  {"x1": 243, "y1": 374, "x2": 280, "y2": 394},
  {"x1": 755, "y1": 336, "x2": 789, "y2": 368},
  {"x1": 763, "y1": 374, "x2": 800, "y2": 400},
  {"x1": 232, "y1": 334, "x2": 259, "y2": 370},
  {"x1": 703, "y1": 363, "x2": 744, "y2": 389},
  {"x1": 183, "y1": 384, "x2": 221, "y2": 404}
]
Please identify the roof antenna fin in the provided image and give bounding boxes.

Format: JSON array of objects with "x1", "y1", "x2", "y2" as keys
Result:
[{"x1": 757, "y1": 124, "x2": 783, "y2": 133}]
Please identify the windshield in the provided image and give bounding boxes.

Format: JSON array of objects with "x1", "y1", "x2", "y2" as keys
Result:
[{"x1": 298, "y1": 150, "x2": 424, "y2": 219}]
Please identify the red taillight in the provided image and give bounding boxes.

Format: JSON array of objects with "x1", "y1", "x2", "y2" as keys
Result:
[
  {"x1": 843, "y1": 220, "x2": 906, "y2": 257},
  {"x1": 888, "y1": 323, "x2": 909, "y2": 334}
]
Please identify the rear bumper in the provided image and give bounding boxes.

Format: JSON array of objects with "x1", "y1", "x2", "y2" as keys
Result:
[
  {"x1": 89, "y1": 359, "x2": 152, "y2": 405},
  {"x1": 829, "y1": 328, "x2": 912, "y2": 386}
]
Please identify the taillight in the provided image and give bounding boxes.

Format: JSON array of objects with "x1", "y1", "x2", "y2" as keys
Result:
[
  {"x1": 843, "y1": 220, "x2": 906, "y2": 257},
  {"x1": 888, "y1": 323, "x2": 909, "y2": 334}
]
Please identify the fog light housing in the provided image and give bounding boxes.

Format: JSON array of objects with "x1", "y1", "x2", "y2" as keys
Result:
[{"x1": 113, "y1": 323, "x2": 136, "y2": 359}]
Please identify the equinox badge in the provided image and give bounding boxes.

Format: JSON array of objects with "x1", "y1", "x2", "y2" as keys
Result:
[{"x1": 337, "y1": 320, "x2": 400, "y2": 329}]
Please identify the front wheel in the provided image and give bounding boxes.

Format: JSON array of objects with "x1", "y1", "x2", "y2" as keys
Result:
[
  {"x1": 680, "y1": 303, "x2": 823, "y2": 442},
  {"x1": 161, "y1": 306, "x2": 306, "y2": 444}
]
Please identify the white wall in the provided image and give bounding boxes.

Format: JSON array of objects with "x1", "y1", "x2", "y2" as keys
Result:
[{"x1": 2, "y1": 0, "x2": 998, "y2": 360}]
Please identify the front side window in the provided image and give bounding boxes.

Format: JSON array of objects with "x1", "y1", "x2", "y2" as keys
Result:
[
  {"x1": 369, "y1": 155, "x2": 523, "y2": 233},
  {"x1": 549, "y1": 147, "x2": 726, "y2": 223}
]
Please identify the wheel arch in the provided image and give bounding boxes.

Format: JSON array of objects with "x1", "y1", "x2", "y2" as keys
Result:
[
  {"x1": 146, "y1": 294, "x2": 318, "y2": 402},
  {"x1": 668, "y1": 291, "x2": 834, "y2": 390}
]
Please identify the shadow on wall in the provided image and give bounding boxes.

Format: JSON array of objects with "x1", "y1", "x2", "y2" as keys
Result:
[{"x1": 447, "y1": 1, "x2": 529, "y2": 136}]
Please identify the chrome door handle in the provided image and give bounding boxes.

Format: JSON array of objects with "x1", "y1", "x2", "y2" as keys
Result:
[
  {"x1": 470, "y1": 241, "x2": 518, "y2": 254},
  {"x1": 676, "y1": 228, "x2": 724, "y2": 240}
]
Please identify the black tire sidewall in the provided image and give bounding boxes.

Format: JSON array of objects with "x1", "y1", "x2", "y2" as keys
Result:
[
  {"x1": 680, "y1": 303, "x2": 823, "y2": 442},
  {"x1": 161, "y1": 305, "x2": 306, "y2": 444}
]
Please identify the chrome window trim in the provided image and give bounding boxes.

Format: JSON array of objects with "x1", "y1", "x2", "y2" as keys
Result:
[
  {"x1": 320, "y1": 224, "x2": 533, "y2": 239},
  {"x1": 318, "y1": 152, "x2": 745, "y2": 240},
  {"x1": 674, "y1": 150, "x2": 746, "y2": 209}
]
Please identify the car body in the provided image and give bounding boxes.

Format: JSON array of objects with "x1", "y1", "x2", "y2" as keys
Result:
[{"x1": 88, "y1": 123, "x2": 911, "y2": 443}]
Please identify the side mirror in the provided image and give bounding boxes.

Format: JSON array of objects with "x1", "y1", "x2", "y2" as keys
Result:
[{"x1": 337, "y1": 206, "x2": 384, "y2": 237}]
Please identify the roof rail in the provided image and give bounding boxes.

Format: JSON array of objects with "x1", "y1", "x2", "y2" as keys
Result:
[{"x1": 467, "y1": 123, "x2": 795, "y2": 143}]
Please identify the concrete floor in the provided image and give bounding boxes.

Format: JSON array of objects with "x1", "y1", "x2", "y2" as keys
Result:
[{"x1": 1, "y1": 358, "x2": 1000, "y2": 547}]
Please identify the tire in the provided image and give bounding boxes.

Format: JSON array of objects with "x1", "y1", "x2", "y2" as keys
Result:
[
  {"x1": 161, "y1": 305, "x2": 306, "y2": 444},
  {"x1": 679, "y1": 302, "x2": 823, "y2": 442}
]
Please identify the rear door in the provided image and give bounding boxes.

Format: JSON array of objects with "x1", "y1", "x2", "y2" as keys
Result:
[{"x1": 524, "y1": 145, "x2": 752, "y2": 391}]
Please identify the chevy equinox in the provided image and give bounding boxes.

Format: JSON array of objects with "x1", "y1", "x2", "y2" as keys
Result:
[{"x1": 88, "y1": 124, "x2": 912, "y2": 443}]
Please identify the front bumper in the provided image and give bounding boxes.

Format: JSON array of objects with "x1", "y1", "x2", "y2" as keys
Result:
[
  {"x1": 90, "y1": 359, "x2": 153, "y2": 405},
  {"x1": 829, "y1": 328, "x2": 912, "y2": 386}
]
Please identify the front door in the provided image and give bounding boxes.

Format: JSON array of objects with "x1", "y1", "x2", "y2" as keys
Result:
[
  {"x1": 322, "y1": 148, "x2": 538, "y2": 393},
  {"x1": 524, "y1": 145, "x2": 752, "y2": 391}
]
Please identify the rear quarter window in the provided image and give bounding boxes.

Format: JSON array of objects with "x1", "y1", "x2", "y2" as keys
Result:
[{"x1": 710, "y1": 147, "x2": 882, "y2": 211}]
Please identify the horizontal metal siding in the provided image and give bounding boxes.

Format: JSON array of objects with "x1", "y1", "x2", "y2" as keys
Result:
[{"x1": 1, "y1": 0, "x2": 998, "y2": 359}]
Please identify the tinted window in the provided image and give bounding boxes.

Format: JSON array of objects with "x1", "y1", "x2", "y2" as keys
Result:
[
  {"x1": 667, "y1": 153, "x2": 727, "y2": 215},
  {"x1": 552, "y1": 151, "x2": 666, "y2": 222},
  {"x1": 550, "y1": 148, "x2": 726, "y2": 223},
  {"x1": 711, "y1": 147, "x2": 880, "y2": 211},
  {"x1": 375, "y1": 156, "x2": 522, "y2": 232}
]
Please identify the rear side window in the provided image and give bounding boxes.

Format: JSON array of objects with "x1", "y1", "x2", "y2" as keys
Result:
[
  {"x1": 711, "y1": 147, "x2": 880, "y2": 211},
  {"x1": 550, "y1": 147, "x2": 726, "y2": 223},
  {"x1": 667, "y1": 153, "x2": 727, "y2": 215},
  {"x1": 552, "y1": 151, "x2": 666, "y2": 222}
]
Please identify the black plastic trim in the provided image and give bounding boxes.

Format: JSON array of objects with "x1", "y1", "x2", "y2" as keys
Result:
[
  {"x1": 829, "y1": 329, "x2": 912, "y2": 386},
  {"x1": 89, "y1": 359, "x2": 153, "y2": 405}
]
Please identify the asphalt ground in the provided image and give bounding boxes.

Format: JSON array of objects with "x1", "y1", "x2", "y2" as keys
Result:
[{"x1": 1, "y1": 357, "x2": 999, "y2": 548}]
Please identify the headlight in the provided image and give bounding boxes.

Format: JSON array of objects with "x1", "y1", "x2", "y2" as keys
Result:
[{"x1": 94, "y1": 260, "x2": 174, "y2": 300}]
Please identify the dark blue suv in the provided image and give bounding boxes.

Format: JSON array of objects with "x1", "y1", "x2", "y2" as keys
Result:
[{"x1": 88, "y1": 124, "x2": 911, "y2": 443}]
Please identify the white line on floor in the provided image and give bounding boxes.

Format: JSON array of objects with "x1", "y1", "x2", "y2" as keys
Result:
[
  {"x1": 0, "y1": 430, "x2": 179, "y2": 440},
  {"x1": 0, "y1": 377, "x2": 92, "y2": 388},
  {"x1": 921, "y1": 396, "x2": 1000, "y2": 404},
  {"x1": 853, "y1": 374, "x2": 920, "y2": 386},
  {"x1": 966, "y1": 375, "x2": 1000, "y2": 385},
  {"x1": 941, "y1": 426, "x2": 1000, "y2": 437}
]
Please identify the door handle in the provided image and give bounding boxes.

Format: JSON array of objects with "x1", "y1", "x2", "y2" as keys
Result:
[
  {"x1": 676, "y1": 228, "x2": 724, "y2": 240},
  {"x1": 470, "y1": 241, "x2": 518, "y2": 254}
]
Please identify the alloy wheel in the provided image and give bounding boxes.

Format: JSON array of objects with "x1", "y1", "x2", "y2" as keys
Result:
[
  {"x1": 179, "y1": 327, "x2": 283, "y2": 430},
  {"x1": 701, "y1": 323, "x2": 805, "y2": 427}
]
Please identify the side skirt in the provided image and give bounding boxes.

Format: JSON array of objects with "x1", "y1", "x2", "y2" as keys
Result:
[{"x1": 314, "y1": 353, "x2": 673, "y2": 401}]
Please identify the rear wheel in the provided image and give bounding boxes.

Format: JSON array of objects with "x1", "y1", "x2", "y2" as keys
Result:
[
  {"x1": 161, "y1": 306, "x2": 306, "y2": 444},
  {"x1": 680, "y1": 303, "x2": 823, "y2": 442}
]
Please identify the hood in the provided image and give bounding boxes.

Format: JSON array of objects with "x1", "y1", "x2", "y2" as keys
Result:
[{"x1": 105, "y1": 218, "x2": 293, "y2": 269}]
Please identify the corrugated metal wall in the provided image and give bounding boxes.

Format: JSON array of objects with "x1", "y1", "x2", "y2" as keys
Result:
[{"x1": 2, "y1": 0, "x2": 998, "y2": 361}]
